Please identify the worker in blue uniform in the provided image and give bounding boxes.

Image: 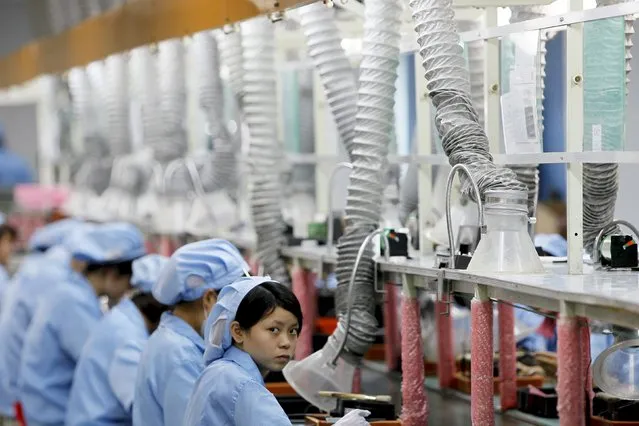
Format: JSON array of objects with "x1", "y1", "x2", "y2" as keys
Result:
[
  {"x1": 0, "y1": 218, "x2": 84, "y2": 421},
  {"x1": 183, "y1": 276, "x2": 371, "y2": 426},
  {"x1": 18, "y1": 222, "x2": 146, "y2": 426},
  {"x1": 0, "y1": 123, "x2": 34, "y2": 187},
  {"x1": 133, "y1": 239, "x2": 249, "y2": 426},
  {"x1": 0, "y1": 214, "x2": 17, "y2": 301},
  {"x1": 66, "y1": 254, "x2": 170, "y2": 426}
]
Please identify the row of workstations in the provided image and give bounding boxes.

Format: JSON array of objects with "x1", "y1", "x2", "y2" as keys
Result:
[{"x1": 276, "y1": 243, "x2": 639, "y2": 426}]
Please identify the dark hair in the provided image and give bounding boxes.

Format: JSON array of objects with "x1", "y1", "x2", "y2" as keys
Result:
[
  {"x1": 235, "y1": 282, "x2": 303, "y2": 332},
  {"x1": 0, "y1": 224, "x2": 18, "y2": 242},
  {"x1": 86, "y1": 259, "x2": 135, "y2": 277},
  {"x1": 131, "y1": 292, "x2": 169, "y2": 325}
]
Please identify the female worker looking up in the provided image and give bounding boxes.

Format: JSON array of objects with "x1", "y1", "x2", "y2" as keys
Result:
[
  {"x1": 66, "y1": 254, "x2": 170, "y2": 426},
  {"x1": 0, "y1": 219, "x2": 87, "y2": 422},
  {"x1": 18, "y1": 222, "x2": 146, "y2": 426},
  {"x1": 133, "y1": 238, "x2": 249, "y2": 426},
  {"x1": 182, "y1": 277, "x2": 371, "y2": 426}
]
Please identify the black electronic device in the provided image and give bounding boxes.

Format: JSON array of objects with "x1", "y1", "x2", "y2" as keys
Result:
[
  {"x1": 604, "y1": 235, "x2": 639, "y2": 269},
  {"x1": 328, "y1": 395, "x2": 396, "y2": 421},
  {"x1": 380, "y1": 229, "x2": 409, "y2": 258}
]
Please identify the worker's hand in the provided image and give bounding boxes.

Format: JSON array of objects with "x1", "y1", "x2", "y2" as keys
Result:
[{"x1": 333, "y1": 409, "x2": 372, "y2": 425}]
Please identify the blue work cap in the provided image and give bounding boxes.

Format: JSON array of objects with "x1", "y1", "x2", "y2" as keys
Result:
[
  {"x1": 152, "y1": 238, "x2": 249, "y2": 305},
  {"x1": 131, "y1": 254, "x2": 170, "y2": 293},
  {"x1": 28, "y1": 218, "x2": 83, "y2": 251},
  {"x1": 203, "y1": 276, "x2": 275, "y2": 365},
  {"x1": 69, "y1": 222, "x2": 146, "y2": 264},
  {"x1": 534, "y1": 233, "x2": 568, "y2": 257}
]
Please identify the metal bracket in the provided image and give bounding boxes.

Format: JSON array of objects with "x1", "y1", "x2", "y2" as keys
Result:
[
  {"x1": 374, "y1": 260, "x2": 386, "y2": 294},
  {"x1": 437, "y1": 269, "x2": 452, "y2": 316}
]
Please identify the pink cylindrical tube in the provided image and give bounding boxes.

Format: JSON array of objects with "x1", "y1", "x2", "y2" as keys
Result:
[
  {"x1": 498, "y1": 303, "x2": 517, "y2": 410},
  {"x1": 352, "y1": 367, "x2": 362, "y2": 393},
  {"x1": 292, "y1": 266, "x2": 314, "y2": 360},
  {"x1": 557, "y1": 316, "x2": 585, "y2": 426},
  {"x1": 580, "y1": 318, "x2": 593, "y2": 418},
  {"x1": 249, "y1": 258, "x2": 260, "y2": 276},
  {"x1": 159, "y1": 236, "x2": 172, "y2": 256},
  {"x1": 471, "y1": 298, "x2": 494, "y2": 425},
  {"x1": 400, "y1": 297, "x2": 429, "y2": 426},
  {"x1": 436, "y1": 298, "x2": 455, "y2": 389},
  {"x1": 384, "y1": 283, "x2": 399, "y2": 371}
]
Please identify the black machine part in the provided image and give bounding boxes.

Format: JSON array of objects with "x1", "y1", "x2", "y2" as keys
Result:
[
  {"x1": 600, "y1": 235, "x2": 639, "y2": 269},
  {"x1": 330, "y1": 398, "x2": 396, "y2": 421}
]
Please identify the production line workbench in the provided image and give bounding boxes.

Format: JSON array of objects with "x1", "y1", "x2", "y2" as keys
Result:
[{"x1": 279, "y1": 244, "x2": 639, "y2": 331}]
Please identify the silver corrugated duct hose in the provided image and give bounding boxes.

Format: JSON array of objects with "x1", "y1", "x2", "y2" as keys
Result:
[
  {"x1": 193, "y1": 31, "x2": 237, "y2": 195},
  {"x1": 408, "y1": 0, "x2": 526, "y2": 200},
  {"x1": 242, "y1": 18, "x2": 290, "y2": 287},
  {"x1": 218, "y1": 30, "x2": 245, "y2": 104},
  {"x1": 457, "y1": 20, "x2": 485, "y2": 128},
  {"x1": 508, "y1": 6, "x2": 547, "y2": 225},
  {"x1": 104, "y1": 54, "x2": 131, "y2": 157},
  {"x1": 154, "y1": 39, "x2": 194, "y2": 198},
  {"x1": 330, "y1": 0, "x2": 402, "y2": 356},
  {"x1": 69, "y1": 65, "x2": 112, "y2": 195},
  {"x1": 298, "y1": 2, "x2": 358, "y2": 158},
  {"x1": 582, "y1": 0, "x2": 633, "y2": 254}
]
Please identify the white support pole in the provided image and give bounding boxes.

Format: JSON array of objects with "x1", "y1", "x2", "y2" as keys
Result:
[
  {"x1": 566, "y1": 0, "x2": 585, "y2": 274},
  {"x1": 484, "y1": 7, "x2": 501, "y2": 154},
  {"x1": 414, "y1": 55, "x2": 434, "y2": 256}
]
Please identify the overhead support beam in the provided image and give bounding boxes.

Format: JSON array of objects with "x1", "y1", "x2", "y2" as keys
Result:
[{"x1": 0, "y1": 0, "x2": 315, "y2": 89}]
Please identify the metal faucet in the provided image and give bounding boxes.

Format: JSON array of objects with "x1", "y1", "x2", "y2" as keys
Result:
[
  {"x1": 445, "y1": 164, "x2": 484, "y2": 269},
  {"x1": 331, "y1": 227, "x2": 391, "y2": 365}
]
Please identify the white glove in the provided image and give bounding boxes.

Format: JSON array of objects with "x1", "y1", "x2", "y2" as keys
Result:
[{"x1": 333, "y1": 409, "x2": 372, "y2": 426}]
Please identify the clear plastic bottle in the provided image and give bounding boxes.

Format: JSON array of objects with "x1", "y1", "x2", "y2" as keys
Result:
[{"x1": 467, "y1": 190, "x2": 544, "y2": 274}]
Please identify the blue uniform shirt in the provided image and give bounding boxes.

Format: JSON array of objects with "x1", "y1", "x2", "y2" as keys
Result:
[
  {"x1": 18, "y1": 271, "x2": 102, "y2": 426},
  {"x1": 182, "y1": 346, "x2": 291, "y2": 426},
  {"x1": 66, "y1": 298, "x2": 149, "y2": 426},
  {"x1": 133, "y1": 312, "x2": 204, "y2": 426},
  {"x1": 0, "y1": 252, "x2": 60, "y2": 416}
]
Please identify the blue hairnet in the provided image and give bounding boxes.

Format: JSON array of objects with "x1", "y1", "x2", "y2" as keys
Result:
[
  {"x1": 534, "y1": 234, "x2": 568, "y2": 257},
  {"x1": 152, "y1": 239, "x2": 249, "y2": 305},
  {"x1": 203, "y1": 276, "x2": 275, "y2": 365},
  {"x1": 68, "y1": 222, "x2": 146, "y2": 264},
  {"x1": 0, "y1": 212, "x2": 5, "y2": 225},
  {"x1": 28, "y1": 218, "x2": 83, "y2": 251},
  {"x1": 131, "y1": 254, "x2": 170, "y2": 293}
]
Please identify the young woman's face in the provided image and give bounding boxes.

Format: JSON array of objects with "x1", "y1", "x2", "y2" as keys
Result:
[{"x1": 237, "y1": 307, "x2": 299, "y2": 375}]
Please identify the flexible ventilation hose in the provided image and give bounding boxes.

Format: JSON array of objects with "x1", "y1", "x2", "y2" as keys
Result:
[
  {"x1": 582, "y1": 0, "x2": 633, "y2": 254},
  {"x1": 457, "y1": 20, "x2": 485, "y2": 128},
  {"x1": 154, "y1": 39, "x2": 195, "y2": 197},
  {"x1": 193, "y1": 31, "x2": 237, "y2": 195},
  {"x1": 299, "y1": 2, "x2": 358, "y2": 159},
  {"x1": 218, "y1": 30, "x2": 245, "y2": 104},
  {"x1": 407, "y1": 0, "x2": 526, "y2": 200},
  {"x1": 68, "y1": 65, "x2": 112, "y2": 195},
  {"x1": 242, "y1": 18, "x2": 290, "y2": 287},
  {"x1": 330, "y1": 0, "x2": 402, "y2": 357},
  {"x1": 508, "y1": 6, "x2": 547, "y2": 223},
  {"x1": 104, "y1": 54, "x2": 131, "y2": 158}
]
